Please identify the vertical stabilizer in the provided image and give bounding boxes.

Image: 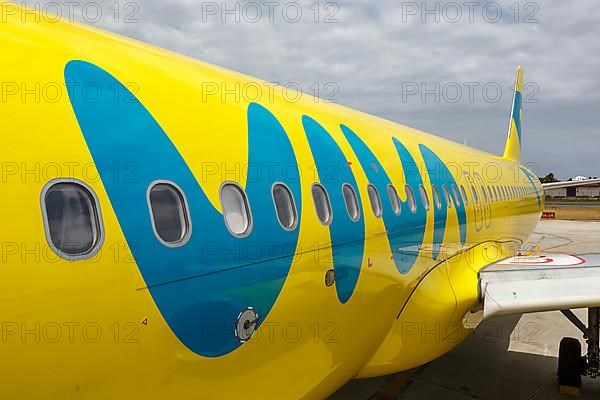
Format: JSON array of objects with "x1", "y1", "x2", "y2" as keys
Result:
[{"x1": 503, "y1": 66, "x2": 523, "y2": 162}]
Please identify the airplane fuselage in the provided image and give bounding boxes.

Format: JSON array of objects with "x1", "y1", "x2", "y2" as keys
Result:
[{"x1": 1, "y1": 4, "x2": 543, "y2": 399}]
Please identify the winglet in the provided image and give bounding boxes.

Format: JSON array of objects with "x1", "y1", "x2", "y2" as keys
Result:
[{"x1": 503, "y1": 66, "x2": 523, "y2": 162}]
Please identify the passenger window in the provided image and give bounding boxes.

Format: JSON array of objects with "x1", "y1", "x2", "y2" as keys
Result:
[
  {"x1": 405, "y1": 185, "x2": 417, "y2": 213},
  {"x1": 312, "y1": 183, "x2": 333, "y2": 226},
  {"x1": 272, "y1": 183, "x2": 298, "y2": 230},
  {"x1": 419, "y1": 185, "x2": 430, "y2": 211},
  {"x1": 471, "y1": 185, "x2": 479, "y2": 204},
  {"x1": 367, "y1": 185, "x2": 381, "y2": 218},
  {"x1": 480, "y1": 185, "x2": 488, "y2": 203},
  {"x1": 441, "y1": 185, "x2": 452, "y2": 209},
  {"x1": 460, "y1": 185, "x2": 469, "y2": 206},
  {"x1": 43, "y1": 181, "x2": 103, "y2": 258},
  {"x1": 367, "y1": 184, "x2": 382, "y2": 218},
  {"x1": 432, "y1": 185, "x2": 442, "y2": 210},
  {"x1": 220, "y1": 183, "x2": 252, "y2": 237},
  {"x1": 451, "y1": 184, "x2": 461, "y2": 207},
  {"x1": 387, "y1": 185, "x2": 401, "y2": 216},
  {"x1": 342, "y1": 184, "x2": 360, "y2": 222},
  {"x1": 149, "y1": 182, "x2": 191, "y2": 245}
]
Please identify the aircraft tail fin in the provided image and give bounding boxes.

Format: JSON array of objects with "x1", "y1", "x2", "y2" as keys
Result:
[{"x1": 503, "y1": 66, "x2": 523, "y2": 162}]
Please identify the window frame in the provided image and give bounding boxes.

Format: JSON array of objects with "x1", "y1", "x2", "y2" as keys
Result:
[
  {"x1": 367, "y1": 184, "x2": 383, "y2": 218},
  {"x1": 311, "y1": 183, "x2": 333, "y2": 226},
  {"x1": 271, "y1": 182, "x2": 299, "y2": 231},
  {"x1": 41, "y1": 178, "x2": 105, "y2": 261},
  {"x1": 219, "y1": 181, "x2": 253, "y2": 238},
  {"x1": 387, "y1": 184, "x2": 401, "y2": 216},
  {"x1": 442, "y1": 184, "x2": 452, "y2": 209},
  {"x1": 419, "y1": 184, "x2": 430, "y2": 211},
  {"x1": 460, "y1": 185, "x2": 469, "y2": 206},
  {"x1": 147, "y1": 180, "x2": 193, "y2": 247},
  {"x1": 471, "y1": 184, "x2": 479, "y2": 204},
  {"x1": 451, "y1": 184, "x2": 461, "y2": 207},
  {"x1": 432, "y1": 184, "x2": 442, "y2": 210},
  {"x1": 342, "y1": 183, "x2": 361, "y2": 222},
  {"x1": 405, "y1": 184, "x2": 418, "y2": 213}
]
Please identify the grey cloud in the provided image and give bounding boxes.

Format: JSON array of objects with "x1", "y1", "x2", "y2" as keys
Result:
[{"x1": 21, "y1": 0, "x2": 600, "y2": 178}]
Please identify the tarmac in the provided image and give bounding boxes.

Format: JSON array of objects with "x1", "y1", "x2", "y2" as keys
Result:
[{"x1": 331, "y1": 220, "x2": 600, "y2": 400}]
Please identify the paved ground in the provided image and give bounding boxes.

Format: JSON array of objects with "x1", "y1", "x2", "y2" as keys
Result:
[{"x1": 331, "y1": 221, "x2": 600, "y2": 400}]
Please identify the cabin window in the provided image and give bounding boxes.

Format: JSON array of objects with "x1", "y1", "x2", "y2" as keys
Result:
[
  {"x1": 406, "y1": 185, "x2": 417, "y2": 213},
  {"x1": 452, "y1": 184, "x2": 461, "y2": 207},
  {"x1": 272, "y1": 183, "x2": 298, "y2": 230},
  {"x1": 148, "y1": 182, "x2": 191, "y2": 245},
  {"x1": 419, "y1": 185, "x2": 430, "y2": 211},
  {"x1": 367, "y1": 184, "x2": 382, "y2": 218},
  {"x1": 460, "y1": 185, "x2": 469, "y2": 206},
  {"x1": 432, "y1": 185, "x2": 442, "y2": 210},
  {"x1": 481, "y1": 185, "x2": 488, "y2": 203},
  {"x1": 42, "y1": 180, "x2": 103, "y2": 259},
  {"x1": 220, "y1": 183, "x2": 252, "y2": 237},
  {"x1": 312, "y1": 183, "x2": 332, "y2": 226},
  {"x1": 442, "y1": 185, "x2": 452, "y2": 209},
  {"x1": 387, "y1": 185, "x2": 401, "y2": 215},
  {"x1": 342, "y1": 184, "x2": 360, "y2": 222},
  {"x1": 471, "y1": 185, "x2": 479, "y2": 204}
]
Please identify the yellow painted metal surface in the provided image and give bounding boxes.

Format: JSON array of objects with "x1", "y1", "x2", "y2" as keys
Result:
[{"x1": 0, "y1": 3, "x2": 543, "y2": 399}]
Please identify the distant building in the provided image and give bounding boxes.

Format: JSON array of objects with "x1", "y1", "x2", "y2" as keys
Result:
[{"x1": 546, "y1": 179, "x2": 600, "y2": 199}]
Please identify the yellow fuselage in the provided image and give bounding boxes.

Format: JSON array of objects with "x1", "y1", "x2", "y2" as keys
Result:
[{"x1": 0, "y1": 4, "x2": 542, "y2": 399}]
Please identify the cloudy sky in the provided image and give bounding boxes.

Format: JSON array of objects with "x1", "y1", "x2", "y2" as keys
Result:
[{"x1": 24, "y1": 0, "x2": 600, "y2": 178}]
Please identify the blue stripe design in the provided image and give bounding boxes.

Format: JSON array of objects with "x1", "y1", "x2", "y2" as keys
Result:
[
  {"x1": 419, "y1": 144, "x2": 468, "y2": 255},
  {"x1": 65, "y1": 60, "x2": 301, "y2": 357},
  {"x1": 341, "y1": 126, "x2": 427, "y2": 271},
  {"x1": 521, "y1": 166, "x2": 542, "y2": 206},
  {"x1": 390, "y1": 138, "x2": 428, "y2": 272},
  {"x1": 302, "y1": 116, "x2": 365, "y2": 303},
  {"x1": 512, "y1": 91, "x2": 523, "y2": 145}
]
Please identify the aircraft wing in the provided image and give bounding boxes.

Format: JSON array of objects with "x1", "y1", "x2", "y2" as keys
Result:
[
  {"x1": 542, "y1": 179, "x2": 600, "y2": 190},
  {"x1": 478, "y1": 253, "x2": 600, "y2": 319}
]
